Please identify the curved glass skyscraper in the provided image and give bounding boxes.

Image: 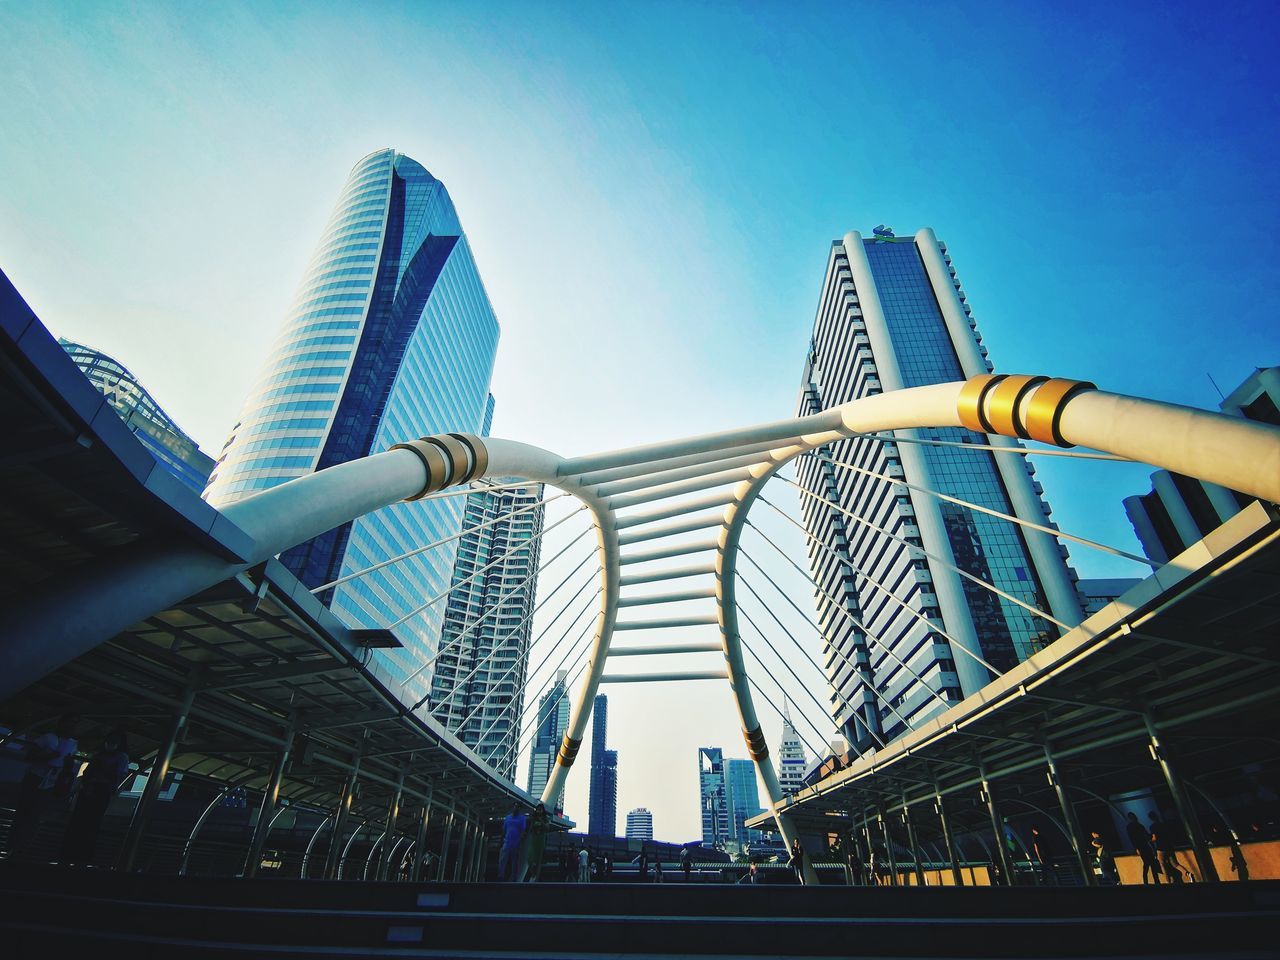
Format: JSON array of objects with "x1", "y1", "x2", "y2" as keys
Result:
[{"x1": 206, "y1": 149, "x2": 500, "y2": 706}]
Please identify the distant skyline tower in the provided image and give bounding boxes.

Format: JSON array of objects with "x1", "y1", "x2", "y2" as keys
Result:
[
  {"x1": 776, "y1": 707, "x2": 808, "y2": 795},
  {"x1": 429, "y1": 478, "x2": 546, "y2": 780},
  {"x1": 796, "y1": 227, "x2": 1084, "y2": 751},
  {"x1": 60, "y1": 338, "x2": 214, "y2": 493},
  {"x1": 588, "y1": 694, "x2": 618, "y2": 837},
  {"x1": 527, "y1": 670, "x2": 570, "y2": 813},
  {"x1": 625, "y1": 807, "x2": 654, "y2": 842},
  {"x1": 724, "y1": 758, "x2": 764, "y2": 846},
  {"x1": 698, "y1": 747, "x2": 729, "y2": 847},
  {"x1": 204, "y1": 148, "x2": 500, "y2": 708}
]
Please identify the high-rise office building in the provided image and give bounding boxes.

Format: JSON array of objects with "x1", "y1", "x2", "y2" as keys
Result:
[
  {"x1": 796, "y1": 227, "x2": 1084, "y2": 751},
  {"x1": 724, "y1": 758, "x2": 764, "y2": 846},
  {"x1": 61, "y1": 339, "x2": 214, "y2": 493},
  {"x1": 776, "y1": 708, "x2": 808, "y2": 795},
  {"x1": 588, "y1": 694, "x2": 618, "y2": 837},
  {"x1": 205, "y1": 149, "x2": 500, "y2": 706},
  {"x1": 429, "y1": 480, "x2": 546, "y2": 779},
  {"x1": 527, "y1": 670, "x2": 570, "y2": 813},
  {"x1": 1124, "y1": 366, "x2": 1277, "y2": 565},
  {"x1": 698, "y1": 747, "x2": 729, "y2": 846},
  {"x1": 626, "y1": 808, "x2": 654, "y2": 842}
]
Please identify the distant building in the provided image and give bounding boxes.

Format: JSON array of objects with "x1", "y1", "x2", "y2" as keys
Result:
[
  {"x1": 698, "y1": 747, "x2": 730, "y2": 846},
  {"x1": 625, "y1": 807, "x2": 653, "y2": 842},
  {"x1": 1077, "y1": 578, "x2": 1143, "y2": 618},
  {"x1": 1124, "y1": 367, "x2": 1277, "y2": 564},
  {"x1": 776, "y1": 707, "x2": 808, "y2": 795},
  {"x1": 527, "y1": 670, "x2": 570, "y2": 812},
  {"x1": 429, "y1": 479, "x2": 545, "y2": 780},
  {"x1": 724, "y1": 758, "x2": 765, "y2": 846},
  {"x1": 588, "y1": 694, "x2": 618, "y2": 837},
  {"x1": 60, "y1": 338, "x2": 214, "y2": 493}
]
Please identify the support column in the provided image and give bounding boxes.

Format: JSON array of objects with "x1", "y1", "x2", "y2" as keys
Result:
[
  {"x1": 934, "y1": 787, "x2": 964, "y2": 887},
  {"x1": 412, "y1": 794, "x2": 432, "y2": 881},
  {"x1": 452, "y1": 818, "x2": 470, "y2": 882},
  {"x1": 436, "y1": 809, "x2": 456, "y2": 881},
  {"x1": 324, "y1": 736, "x2": 365, "y2": 879},
  {"x1": 902, "y1": 795, "x2": 926, "y2": 886},
  {"x1": 471, "y1": 819, "x2": 487, "y2": 881},
  {"x1": 301, "y1": 815, "x2": 332, "y2": 879},
  {"x1": 979, "y1": 761, "x2": 1015, "y2": 885},
  {"x1": 245, "y1": 716, "x2": 296, "y2": 878},
  {"x1": 118, "y1": 687, "x2": 195, "y2": 872},
  {"x1": 878, "y1": 805, "x2": 899, "y2": 886},
  {"x1": 1145, "y1": 715, "x2": 1219, "y2": 882},
  {"x1": 377, "y1": 764, "x2": 406, "y2": 881},
  {"x1": 1043, "y1": 744, "x2": 1095, "y2": 887}
]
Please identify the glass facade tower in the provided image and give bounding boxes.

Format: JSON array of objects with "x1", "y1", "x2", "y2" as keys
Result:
[
  {"x1": 588, "y1": 694, "x2": 618, "y2": 837},
  {"x1": 430, "y1": 480, "x2": 545, "y2": 779},
  {"x1": 527, "y1": 670, "x2": 570, "y2": 813},
  {"x1": 205, "y1": 149, "x2": 500, "y2": 706},
  {"x1": 797, "y1": 228, "x2": 1083, "y2": 751}
]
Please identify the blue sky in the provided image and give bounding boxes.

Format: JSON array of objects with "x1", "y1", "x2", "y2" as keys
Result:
[{"x1": 2, "y1": 1, "x2": 1277, "y2": 840}]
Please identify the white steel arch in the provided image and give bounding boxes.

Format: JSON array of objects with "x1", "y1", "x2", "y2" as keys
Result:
[{"x1": 5, "y1": 372, "x2": 1279, "y2": 883}]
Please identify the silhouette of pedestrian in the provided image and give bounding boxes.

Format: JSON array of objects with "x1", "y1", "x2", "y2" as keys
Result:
[
  {"x1": 1149, "y1": 812, "x2": 1194, "y2": 883},
  {"x1": 519, "y1": 803, "x2": 547, "y2": 882},
  {"x1": 681, "y1": 847, "x2": 692, "y2": 881},
  {"x1": 498, "y1": 804, "x2": 526, "y2": 881},
  {"x1": 1125, "y1": 812, "x2": 1161, "y2": 884},
  {"x1": 61, "y1": 729, "x2": 130, "y2": 865},
  {"x1": 788, "y1": 838, "x2": 807, "y2": 884},
  {"x1": 11, "y1": 714, "x2": 79, "y2": 859}
]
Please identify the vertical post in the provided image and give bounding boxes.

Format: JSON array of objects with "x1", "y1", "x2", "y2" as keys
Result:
[
  {"x1": 245, "y1": 716, "x2": 297, "y2": 878},
  {"x1": 902, "y1": 795, "x2": 926, "y2": 886},
  {"x1": 436, "y1": 809, "x2": 456, "y2": 881},
  {"x1": 1144, "y1": 715, "x2": 1219, "y2": 883},
  {"x1": 118, "y1": 687, "x2": 195, "y2": 872},
  {"x1": 979, "y1": 760, "x2": 1015, "y2": 885},
  {"x1": 453, "y1": 817, "x2": 473, "y2": 882},
  {"x1": 412, "y1": 794, "x2": 432, "y2": 881},
  {"x1": 472, "y1": 819, "x2": 487, "y2": 881},
  {"x1": 861, "y1": 815, "x2": 877, "y2": 886},
  {"x1": 325, "y1": 736, "x2": 365, "y2": 879},
  {"x1": 1043, "y1": 744, "x2": 1095, "y2": 887},
  {"x1": 934, "y1": 787, "x2": 964, "y2": 887},
  {"x1": 878, "y1": 805, "x2": 899, "y2": 886},
  {"x1": 377, "y1": 764, "x2": 406, "y2": 881}
]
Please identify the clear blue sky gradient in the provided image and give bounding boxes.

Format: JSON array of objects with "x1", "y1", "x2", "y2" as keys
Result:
[{"x1": 1, "y1": 1, "x2": 1277, "y2": 840}]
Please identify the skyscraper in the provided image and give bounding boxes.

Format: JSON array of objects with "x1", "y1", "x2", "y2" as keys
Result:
[
  {"x1": 775, "y1": 708, "x2": 808, "y2": 795},
  {"x1": 626, "y1": 808, "x2": 654, "y2": 842},
  {"x1": 796, "y1": 228, "x2": 1084, "y2": 751},
  {"x1": 588, "y1": 694, "x2": 618, "y2": 837},
  {"x1": 205, "y1": 149, "x2": 500, "y2": 706},
  {"x1": 527, "y1": 670, "x2": 570, "y2": 813},
  {"x1": 724, "y1": 758, "x2": 765, "y2": 846},
  {"x1": 61, "y1": 339, "x2": 214, "y2": 493},
  {"x1": 429, "y1": 480, "x2": 546, "y2": 779},
  {"x1": 698, "y1": 747, "x2": 729, "y2": 846}
]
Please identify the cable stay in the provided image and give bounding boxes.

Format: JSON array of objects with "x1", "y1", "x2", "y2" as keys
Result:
[
  {"x1": 804, "y1": 451, "x2": 1149, "y2": 565},
  {"x1": 311, "y1": 491, "x2": 568, "y2": 594}
]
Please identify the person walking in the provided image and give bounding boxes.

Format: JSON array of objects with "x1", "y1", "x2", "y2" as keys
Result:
[
  {"x1": 577, "y1": 843, "x2": 591, "y2": 883},
  {"x1": 1149, "y1": 812, "x2": 1195, "y2": 883},
  {"x1": 60, "y1": 729, "x2": 131, "y2": 865},
  {"x1": 638, "y1": 849, "x2": 649, "y2": 882},
  {"x1": 681, "y1": 847, "x2": 692, "y2": 882},
  {"x1": 788, "y1": 838, "x2": 807, "y2": 884},
  {"x1": 498, "y1": 805, "x2": 527, "y2": 882},
  {"x1": 11, "y1": 715, "x2": 79, "y2": 859},
  {"x1": 1125, "y1": 812, "x2": 1162, "y2": 884},
  {"x1": 519, "y1": 803, "x2": 548, "y2": 882},
  {"x1": 1089, "y1": 831, "x2": 1119, "y2": 885},
  {"x1": 654, "y1": 858, "x2": 664, "y2": 884},
  {"x1": 748, "y1": 861, "x2": 759, "y2": 885}
]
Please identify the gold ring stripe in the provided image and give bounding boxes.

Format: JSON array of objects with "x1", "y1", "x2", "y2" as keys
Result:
[
  {"x1": 389, "y1": 439, "x2": 452, "y2": 500},
  {"x1": 957, "y1": 374, "x2": 1001, "y2": 433},
  {"x1": 1024, "y1": 378, "x2": 1097, "y2": 447},
  {"x1": 449, "y1": 433, "x2": 489, "y2": 483},
  {"x1": 743, "y1": 725, "x2": 769, "y2": 762},
  {"x1": 424, "y1": 434, "x2": 473, "y2": 487},
  {"x1": 556, "y1": 735, "x2": 583, "y2": 768},
  {"x1": 986, "y1": 374, "x2": 1048, "y2": 440}
]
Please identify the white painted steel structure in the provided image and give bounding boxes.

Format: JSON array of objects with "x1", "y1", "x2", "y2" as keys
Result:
[{"x1": 5, "y1": 372, "x2": 1279, "y2": 881}]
